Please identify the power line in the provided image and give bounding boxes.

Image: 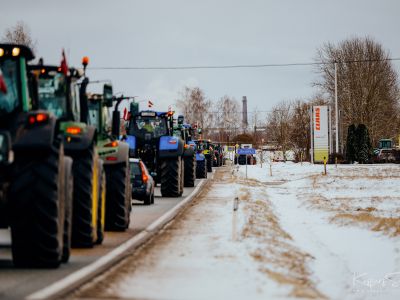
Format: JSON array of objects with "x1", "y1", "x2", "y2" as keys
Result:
[{"x1": 88, "y1": 57, "x2": 400, "y2": 71}]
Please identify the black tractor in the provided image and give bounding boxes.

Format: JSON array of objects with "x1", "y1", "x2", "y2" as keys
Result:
[
  {"x1": 126, "y1": 105, "x2": 185, "y2": 197},
  {"x1": 0, "y1": 44, "x2": 70, "y2": 267},
  {"x1": 173, "y1": 116, "x2": 196, "y2": 187}
]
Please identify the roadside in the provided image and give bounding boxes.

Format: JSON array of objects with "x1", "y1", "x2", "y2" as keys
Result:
[{"x1": 69, "y1": 166, "x2": 326, "y2": 300}]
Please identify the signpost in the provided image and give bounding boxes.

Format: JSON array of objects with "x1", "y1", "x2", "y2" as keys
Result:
[
  {"x1": 237, "y1": 148, "x2": 256, "y2": 179},
  {"x1": 312, "y1": 106, "x2": 330, "y2": 163}
]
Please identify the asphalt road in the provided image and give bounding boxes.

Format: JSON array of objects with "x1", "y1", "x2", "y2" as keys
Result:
[{"x1": 0, "y1": 180, "x2": 203, "y2": 300}]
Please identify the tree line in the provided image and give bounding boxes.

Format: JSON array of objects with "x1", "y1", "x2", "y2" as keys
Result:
[{"x1": 177, "y1": 37, "x2": 400, "y2": 162}]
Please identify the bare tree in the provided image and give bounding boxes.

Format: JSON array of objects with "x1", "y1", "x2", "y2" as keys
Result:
[
  {"x1": 213, "y1": 95, "x2": 240, "y2": 142},
  {"x1": 266, "y1": 101, "x2": 292, "y2": 154},
  {"x1": 290, "y1": 99, "x2": 311, "y2": 160},
  {"x1": 315, "y1": 36, "x2": 400, "y2": 148},
  {"x1": 2, "y1": 21, "x2": 36, "y2": 52},
  {"x1": 176, "y1": 86, "x2": 213, "y2": 135}
]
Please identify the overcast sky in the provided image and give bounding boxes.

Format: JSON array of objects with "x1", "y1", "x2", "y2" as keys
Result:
[{"x1": 1, "y1": 0, "x2": 399, "y2": 119}]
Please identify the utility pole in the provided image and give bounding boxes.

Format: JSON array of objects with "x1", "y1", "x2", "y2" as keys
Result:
[{"x1": 334, "y1": 62, "x2": 339, "y2": 154}]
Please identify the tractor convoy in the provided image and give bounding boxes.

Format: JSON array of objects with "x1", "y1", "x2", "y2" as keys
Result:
[{"x1": 0, "y1": 43, "x2": 224, "y2": 268}]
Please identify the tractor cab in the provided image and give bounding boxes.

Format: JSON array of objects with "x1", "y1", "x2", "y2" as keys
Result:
[
  {"x1": 129, "y1": 110, "x2": 172, "y2": 141},
  {"x1": 0, "y1": 44, "x2": 35, "y2": 130},
  {"x1": 29, "y1": 65, "x2": 82, "y2": 122}
]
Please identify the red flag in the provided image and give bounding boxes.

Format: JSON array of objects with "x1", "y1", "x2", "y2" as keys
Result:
[
  {"x1": 0, "y1": 69, "x2": 7, "y2": 94},
  {"x1": 60, "y1": 49, "x2": 68, "y2": 75},
  {"x1": 123, "y1": 107, "x2": 128, "y2": 120}
]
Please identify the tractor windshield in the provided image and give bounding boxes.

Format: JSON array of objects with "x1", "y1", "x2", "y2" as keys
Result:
[
  {"x1": 0, "y1": 59, "x2": 20, "y2": 116},
  {"x1": 38, "y1": 73, "x2": 67, "y2": 118},
  {"x1": 130, "y1": 116, "x2": 168, "y2": 138},
  {"x1": 88, "y1": 100, "x2": 101, "y2": 132}
]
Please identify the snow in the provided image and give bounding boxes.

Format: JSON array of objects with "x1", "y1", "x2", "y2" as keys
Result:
[
  {"x1": 240, "y1": 162, "x2": 400, "y2": 299},
  {"x1": 75, "y1": 162, "x2": 400, "y2": 300}
]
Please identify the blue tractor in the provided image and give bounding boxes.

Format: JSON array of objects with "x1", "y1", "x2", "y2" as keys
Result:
[{"x1": 125, "y1": 104, "x2": 185, "y2": 197}]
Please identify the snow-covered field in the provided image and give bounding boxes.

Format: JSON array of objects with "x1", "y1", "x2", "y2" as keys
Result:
[{"x1": 74, "y1": 162, "x2": 400, "y2": 300}]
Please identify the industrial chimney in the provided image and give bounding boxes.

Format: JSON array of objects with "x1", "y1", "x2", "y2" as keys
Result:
[{"x1": 242, "y1": 96, "x2": 248, "y2": 132}]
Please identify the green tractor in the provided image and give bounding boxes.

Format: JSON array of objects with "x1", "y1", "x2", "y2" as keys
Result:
[
  {"x1": 173, "y1": 116, "x2": 196, "y2": 187},
  {"x1": 28, "y1": 64, "x2": 106, "y2": 251},
  {"x1": 86, "y1": 90, "x2": 131, "y2": 231},
  {"x1": 0, "y1": 44, "x2": 70, "y2": 267}
]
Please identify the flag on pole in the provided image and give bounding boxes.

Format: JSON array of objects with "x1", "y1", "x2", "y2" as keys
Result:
[
  {"x1": 123, "y1": 107, "x2": 128, "y2": 120},
  {"x1": 60, "y1": 49, "x2": 68, "y2": 75},
  {"x1": 0, "y1": 69, "x2": 7, "y2": 94}
]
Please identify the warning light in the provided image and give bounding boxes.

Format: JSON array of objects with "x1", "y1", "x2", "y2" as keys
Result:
[{"x1": 66, "y1": 126, "x2": 82, "y2": 135}]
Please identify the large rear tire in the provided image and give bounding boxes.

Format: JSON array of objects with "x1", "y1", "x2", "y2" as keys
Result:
[
  {"x1": 62, "y1": 156, "x2": 73, "y2": 263},
  {"x1": 184, "y1": 155, "x2": 196, "y2": 187},
  {"x1": 10, "y1": 144, "x2": 65, "y2": 268},
  {"x1": 160, "y1": 157, "x2": 181, "y2": 197},
  {"x1": 96, "y1": 161, "x2": 106, "y2": 244},
  {"x1": 206, "y1": 155, "x2": 213, "y2": 172},
  {"x1": 104, "y1": 162, "x2": 130, "y2": 231},
  {"x1": 69, "y1": 144, "x2": 98, "y2": 248},
  {"x1": 196, "y1": 159, "x2": 207, "y2": 179}
]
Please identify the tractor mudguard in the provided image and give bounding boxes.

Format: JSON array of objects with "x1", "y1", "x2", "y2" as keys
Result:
[
  {"x1": 159, "y1": 136, "x2": 184, "y2": 158},
  {"x1": 125, "y1": 135, "x2": 136, "y2": 157},
  {"x1": 101, "y1": 141, "x2": 129, "y2": 165},
  {"x1": 196, "y1": 153, "x2": 205, "y2": 161},
  {"x1": 13, "y1": 112, "x2": 57, "y2": 151},
  {"x1": 63, "y1": 124, "x2": 97, "y2": 151}
]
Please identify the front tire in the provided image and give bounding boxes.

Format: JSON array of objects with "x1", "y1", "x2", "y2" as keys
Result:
[
  {"x1": 104, "y1": 162, "x2": 130, "y2": 231},
  {"x1": 196, "y1": 159, "x2": 207, "y2": 179},
  {"x1": 69, "y1": 144, "x2": 98, "y2": 248},
  {"x1": 184, "y1": 155, "x2": 196, "y2": 187},
  {"x1": 10, "y1": 144, "x2": 65, "y2": 268},
  {"x1": 160, "y1": 157, "x2": 181, "y2": 197},
  {"x1": 62, "y1": 156, "x2": 73, "y2": 263}
]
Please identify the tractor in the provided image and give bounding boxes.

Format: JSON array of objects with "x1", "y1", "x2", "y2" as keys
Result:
[
  {"x1": 126, "y1": 105, "x2": 185, "y2": 197},
  {"x1": 173, "y1": 116, "x2": 196, "y2": 187},
  {"x1": 28, "y1": 63, "x2": 106, "y2": 250},
  {"x1": 196, "y1": 139, "x2": 214, "y2": 173},
  {"x1": 0, "y1": 44, "x2": 70, "y2": 267},
  {"x1": 86, "y1": 89, "x2": 131, "y2": 231}
]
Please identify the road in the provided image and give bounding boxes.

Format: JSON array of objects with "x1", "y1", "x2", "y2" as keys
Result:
[{"x1": 0, "y1": 179, "x2": 204, "y2": 300}]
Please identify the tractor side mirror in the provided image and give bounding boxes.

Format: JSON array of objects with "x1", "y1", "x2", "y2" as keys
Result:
[
  {"x1": 111, "y1": 110, "x2": 120, "y2": 137},
  {"x1": 0, "y1": 131, "x2": 13, "y2": 164},
  {"x1": 103, "y1": 84, "x2": 113, "y2": 107},
  {"x1": 178, "y1": 115, "x2": 184, "y2": 125}
]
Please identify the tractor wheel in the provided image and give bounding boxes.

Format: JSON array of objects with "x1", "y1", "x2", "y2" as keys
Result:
[
  {"x1": 196, "y1": 160, "x2": 207, "y2": 179},
  {"x1": 105, "y1": 162, "x2": 130, "y2": 231},
  {"x1": 179, "y1": 158, "x2": 184, "y2": 196},
  {"x1": 184, "y1": 155, "x2": 196, "y2": 187},
  {"x1": 70, "y1": 144, "x2": 98, "y2": 248},
  {"x1": 206, "y1": 155, "x2": 213, "y2": 172},
  {"x1": 62, "y1": 156, "x2": 73, "y2": 263},
  {"x1": 96, "y1": 161, "x2": 106, "y2": 244},
  {"x1": 10, "y1": 143, "x2": 65, "y2": 268},
  {"x1": 160, "y1": 157, "x2": 181, "y2": 197}
]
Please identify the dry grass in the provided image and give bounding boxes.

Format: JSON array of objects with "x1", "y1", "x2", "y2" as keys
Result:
[
  {"x1": 304, "y1": 168, "x2": 400, "y2": 238},
  {"x1": 332, "y1": 213, "x2": 400, "y2": 237},
  {"x1": 240, "y1": 186, "x2": 326, "y2": 299}
]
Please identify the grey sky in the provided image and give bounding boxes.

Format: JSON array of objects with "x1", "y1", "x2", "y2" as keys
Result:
[{"x1": 1, "y1": 0, "x2": 399, "y2": 118}]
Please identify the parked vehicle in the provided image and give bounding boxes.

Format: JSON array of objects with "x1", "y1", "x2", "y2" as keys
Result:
[{"x1": 129, "y1": 158, "x2": 155, "y2": 205}]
